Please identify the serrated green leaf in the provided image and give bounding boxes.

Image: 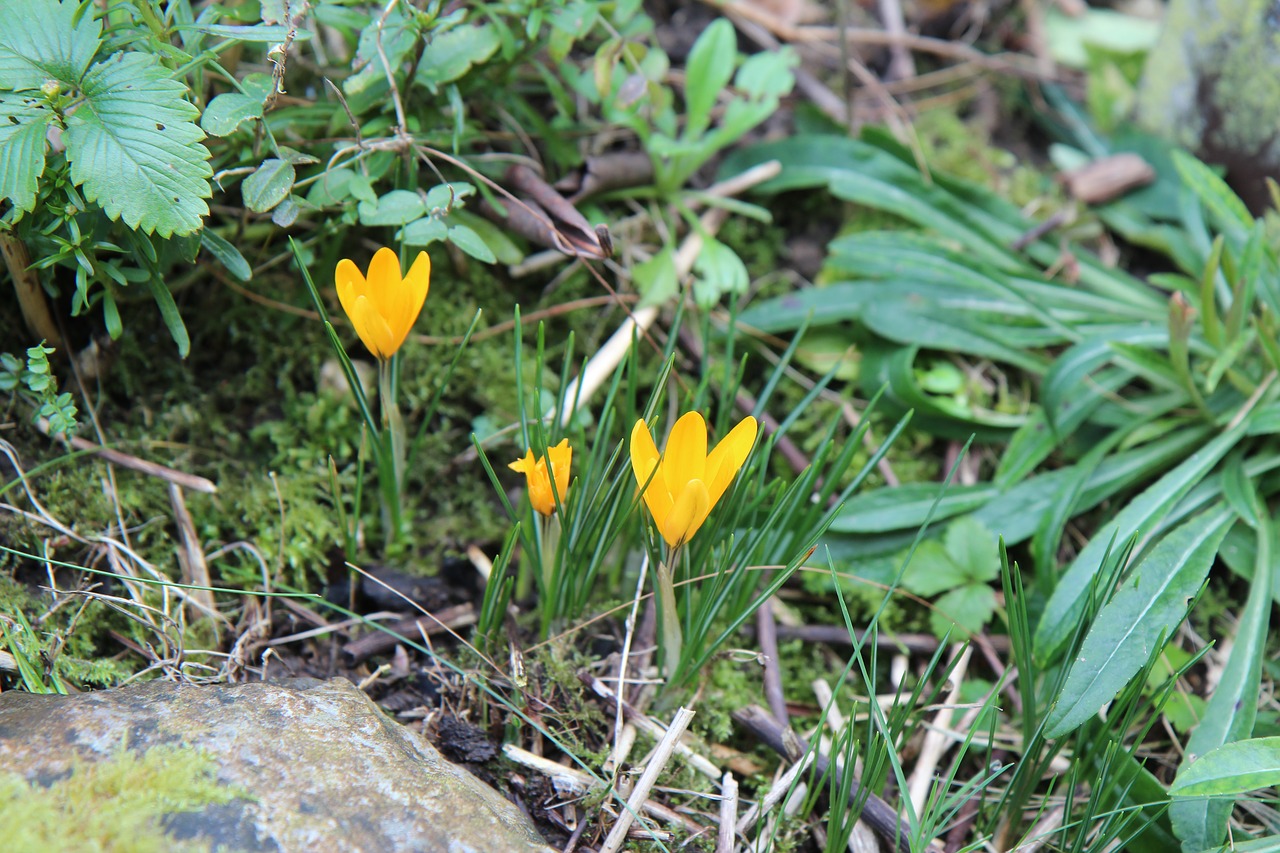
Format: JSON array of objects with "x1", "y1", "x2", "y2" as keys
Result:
[
  {"x1": 0, "y1": 0, "x2": 100, "y2": 91},
  {"x1": 63, "y1": 52, "x2": 211, "y2": 237},
  {"x1": 1171, "y1": 737, "x2": 1280, "y2": 796},
  {"x1": 634, "y1": 246, "x2": 678, "y2": 308},
  {"x1": 945, "y1": 516, "x2": 1000, "y2": 582},
  {"x1": 201, "y1": 91, "x2": 263, "y2": 136},
  {"x1": 931, "y1": 584, "x2": 996, "y2": 638},
  {"x1": 0, "y1": 94, "x2": 53, "y2": 212},
  {"x1": 447, "y1": 223, "x2": 495, "y2": 263},
  {"x1": 242, "y1": 158, "x2": 294, "y2": 212},
  {"x1": 901, "y1": 541, "x2": 967, "y2": 596},
  {"x1": 414, "y1": 24, "x2": 500, "y2": 90},
  {"x1": 200, "y1": 229, "x2": 251, "y2": 281},
  {"x1": 1044, "y1": 507, "x2": 1233, "y2": 738},
  {"x1": 691, "y1": 238, "x2": 748, "y2": 309}
]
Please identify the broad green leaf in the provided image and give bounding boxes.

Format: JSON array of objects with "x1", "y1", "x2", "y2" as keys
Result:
[
  {"x1": 0, "y1": 0, "x2": 99, "y2": 91},
  {"x1": 682, "y1": 19, "x2": 735, "y2": 139},
  {"x1": 271, "y1": 195, "x2": 299, "y2": 227},
  {"x1": 1045, "y1": 8, "x2": 1159, "y2": 69},
  {"x1": 1034, "y1": 419, "x2": 1249, "y2": 663},
  {"x1": 832, "y1": 482, "x2": 999, "y2": 534},
  {"x1": 691, "y1": 238, "x2": 748, "y2": 309},
  {"x1": 399, "y1": 216, "x2": 447, "y2": 246},
  {"x1": 444, "y1": 209, "x2": 521, "y2": 264},
  {"x1": 737, "y1": 281, "x2": 879, "y2": 333},
  {"x1": 423, "y1": 181, "x2": 475, "y2": 211},
  {"x1": 1045, "y1": 506, "x2": 1232, "y2": 738},
  {"x1": 1171, "y1": 516, "x2": 1273, "y2": 851},
  {"x1": 306, "y1": 167, "x2": 356, "y2": 206},
  {"x1": 201, "y1": 92, "x2": 263, "y2": 136},
  {"x1": 200, "y1": 229, "x2": 251, "y2": 281},
  {"x1": 634, "y1": 246, "x2": 678, "y2": 308},
  {"x1": 1171, "y1": 737, "x2": 1280, "y2": 796},
  {"x1": 447, "y1": 223, "x2": 495, "y2": 263},
  {"x1": 734, "y1": 48, "x2": 797, "y2": 100},
  {"x1": 241, "y1": 158, "x2": 294, "y2": 212},
  {"x1": 1191, "y1": 837, "x2": 1280, "y2": 853},
  {"x1": 414, "y1": 24, "x2": 500, "y2": 90},
  {"x1": 0, "y1": 94, "x2": 53, "y2": 213},
  {"x1": 860, "y1": 296, "x2": 1048, "y2": 373},
  {"x1": 64, "y1": 52, "x2": 212, "y2": 237},
  {"x1": 358, "y1": 189, "x2": 426, "y2": 226},
  {"x1": 344, "y1": 7, "x2": 418, "y2": 101}
]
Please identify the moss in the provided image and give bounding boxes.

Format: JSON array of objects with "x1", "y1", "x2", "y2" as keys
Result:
[{"x1": 0, "y1": 742, "x2": 245, "y2": 852}]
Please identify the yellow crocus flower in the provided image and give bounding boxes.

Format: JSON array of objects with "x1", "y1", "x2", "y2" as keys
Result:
[
  {"x1": 630, "y1": 412, "x2": 758, "y2": 547},
  {"x1": 335, "y1": 247, "x2": 431, "y2": 360},
  {"x1": 509, "y1": 438, "x2": 573, "y2": 517}
]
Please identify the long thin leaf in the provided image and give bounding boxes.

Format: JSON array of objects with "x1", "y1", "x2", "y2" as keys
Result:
[
  {"x1": 1170, "y1": 513, "x2": 1274, "y2": 850},
  {"x1": 1034, "y1": 418, "x2": 1251, "y2": 662},
  {"x1": 1045, "y1": 506, "x2": 1233, "y2": 738}
]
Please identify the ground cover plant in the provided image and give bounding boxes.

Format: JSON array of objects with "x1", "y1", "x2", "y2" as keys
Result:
[{"x1": 3, "y1": 0, "x2": 1280, "y2": 851}]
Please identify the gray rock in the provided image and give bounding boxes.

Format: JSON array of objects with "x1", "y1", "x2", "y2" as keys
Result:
[
  {"x1": 1137, "y1": 0, "x2": 1280, "y2": 212},
  {"x1": 0, "y1": 678, "x2": 555, "y2": 853}
]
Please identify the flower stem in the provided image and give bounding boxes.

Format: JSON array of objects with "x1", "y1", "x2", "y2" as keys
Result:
[
  {"x1": 656, "y1": 544, "x2": 683, "y2": 678},
  {"x1": 378, "y1": 357, "x2": 406, "y2": 549}
]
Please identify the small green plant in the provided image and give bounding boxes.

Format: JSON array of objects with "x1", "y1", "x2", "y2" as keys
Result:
[
  {"x1": 0, "y1": 0, "x2": 215, "y2": 353},
  {"x1": 900, "y1": 516, "x2": 1000, "y2": 639},
  {"x1": 0, "y1": 341, "x2": 77, "y2": 436}
]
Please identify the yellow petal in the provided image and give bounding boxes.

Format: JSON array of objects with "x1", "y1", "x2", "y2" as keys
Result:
[
  {"x1": 508, "y1": 449, "x2": 536, "y2": 474},
  {"x1": 547, "y1": 438, "x2": 572, "y2": 505},
  {"x1": 350, "y1": 294, "x2": 395, "y2": 360},
  {"x1": 335, "y1": 257, "x2": 367, "y2": 322},
  {"x1": 661, "y1": 478, "x2": 710, "y2": 547},
  {"x1": 366, "y1": 247, "x2": 403, "y2": 297},
  {"x1": 631, "y1": 419, "x2": 672, "y2": 527},
  {"x1": 705, "y1": 416, "x2": 758, "y2": 505},
  {"x1": 661, "y1": 412, "x2": 707, "y2": 497}
]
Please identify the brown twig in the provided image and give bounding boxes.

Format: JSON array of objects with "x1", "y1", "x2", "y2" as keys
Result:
[
  {"x1": 34, "y1": 417, "x2": 218, "y2": 494},
  {"x1": 169, "y1": 484, "x2": 219, "y2": 622},
  {"x1": 1, "y1": 232, "x2": 62, "y2": 348},
  {"x1": 757, "y1": 598, "x2": 789, "y2": 726},
  {"x1": 340, "y1": 603, "x2": 475, "y2": 666},
  {"x1": 733, "y1": 704, "x2": 913, "y2": 853},
  {"x1": 763, "y1": 622, "x2": 1011, "y2": 655}
]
